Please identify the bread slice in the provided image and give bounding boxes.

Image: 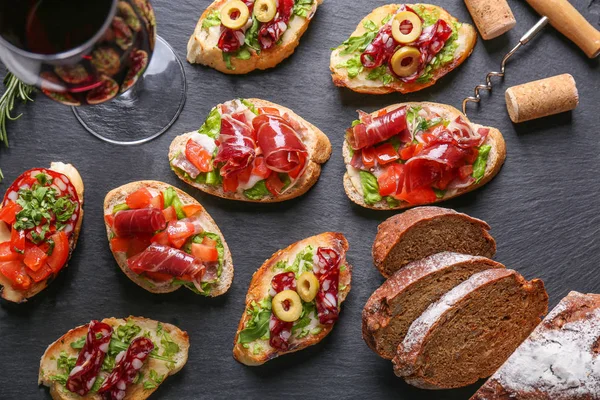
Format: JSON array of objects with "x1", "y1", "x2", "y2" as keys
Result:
[
  {"x1": 233, "y1": 232, "x2": 352, "y2": 366},
  {"x1": 373, "y1": 206, "x2": 496, "y2": 278},
  {"x1": 330, "y1": 4, "x2": 477, "y2": 94},
  {"x1": 343, "y1": 102, "x2": 506, "y2": 210},
  {"x1": 0, "y1": 162, "x2": 84, "y2": 303},
  {"x1": 169, "y1": 98, "x2": 331, "y2": 203},
  {"x1": 471, "y1": 291, "x2": 600, "y2": 399},
  {"x1": 363, "y1": 252, "x2": 504, "y2": 360},
  {"x1": 187, "y1": 0, "x2": 322, "y2": 74},
  {"x1": 39, "y1": 316, "x2": 189, "y2": 400},
  {"x1": 103, "y1": 180, "x2": 233, "y2": 296},
  {"x1": 393, "y1": 269, "x2": 548, "y2": 389}
]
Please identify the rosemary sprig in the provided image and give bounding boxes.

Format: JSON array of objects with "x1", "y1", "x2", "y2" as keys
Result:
[{"x1": 0, "y1": 72, "x2": 35, "y2": 181}]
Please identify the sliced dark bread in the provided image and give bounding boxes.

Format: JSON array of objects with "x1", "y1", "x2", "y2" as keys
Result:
[
  {"x1": 373, "y1": 206, "x2": 496, "y2": 278},
  {"x1": 393, "y1": 269, "x2": 548, "y2": 389},
  {"x1": 471, "y1": 291, "x2": 600, "y2": 399},
  {"x1": 363, "y1": 252, "x2": 504, "y2": 360}
]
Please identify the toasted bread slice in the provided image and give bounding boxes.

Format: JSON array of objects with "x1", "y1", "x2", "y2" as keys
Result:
[
  {"x1": 103, "y1": 180, "x2": 233, "y2": 296},
  {"x1": 39, "y1": 316, "x2": 189, "y2": 400},
  {"x1": 343, "y1": 102, "x2": 506, "y2": 210},
  {"x1": 0, "y1": 162, "x2": 84, "y2": 303},
  {"x1": 362, "y1": 252, "x2": 504, "y2": 359},
  {"x1": 373, "y1": 206, "x2": 496, "y2": 277},
  {"x1": 330, "y1": 4, "x2": 477, "y2": 94},
  {"x1": 187, "y1": 0, "x2": 322, "y2": 74},
  {"x1": 233, "y1": 232, "x2": 352, "y2": 366},
  {"x1": 169, "y1": 98, "x2": 331, "y2": 203},
  {"x1": 393, "y1": 269, "x2": 548, "y2": 389}
]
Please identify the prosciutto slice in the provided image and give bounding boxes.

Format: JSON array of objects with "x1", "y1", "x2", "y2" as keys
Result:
[
  {"x1": 258, "y1": 0, "x2": 294, "y2": 49},
  {"x1": 253, "y1": 114, "x2": 308, "y2": 173},
  {"x1": 127, "y1": 244, "x2": 207, "y2": 288},
  {"x1": 269, "y1": 271, "x2": 296, "y2": 351},
  {"x1": 347, "y1": 107, "x2": 407, "y2": 150},
  {"x1": 113, "y1": 209, "x2": 166, "y2": 237},
  {"x1": 171, "y1": 150, "x2": 201, "y2": 179},
  {"x1": 66, "y1": 321, "x2": 113, "y2": 396},
  {"x1": 314, "y1": 247, "x2": 341, "y2": 325},
  {"x1": 214, "y1": 113, "x2": 256, "y2": 178}
]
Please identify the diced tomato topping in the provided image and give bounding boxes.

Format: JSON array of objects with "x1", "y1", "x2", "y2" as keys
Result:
[
  {"x1": 202, "y1": 236, "x2": 217, "y2": 247},
  {"x1": 104, "y1": 214, "x2": 115, "y2": 228},
  {"x1": 0, "y1": 261, "x2": 31, "y2": 290},
  {"x1": 0, "y1": 203, "x2": 22, "y2": 225},
  {"x1": 236, "y1": 163, "x2": 253, "y2": 186},
  {"x1": 378, "y1": 164, "x2": 405, "y2": 197},
  {"x1": 10, "y1": 229, "x2": 25, "y2": 254},
  {"x1": 23, "y1": 244, "x2": 48, "y2": 272},
  {"x1": 186, "y1": 140, "x2": 214, "y2": 172},
  {"x1": 46, "y1": 231, "x2": 69, "y2": 273},
  {"x1": 397, "y1": 186, "x2": 438, "y2": 205},
  {"x1": 150, "y1": 231, "x2": 170, "y2": 246},
  {"x1": 464, "y1": 147, "x2": 479, "y2": 165},
  {"x1": 400, "y1": 143, "x2": 423, "y2": 160},
  {"x1": 126, "y1": 187, "x2": 153, "y2": 209},
  {"x1": 222, "y1": 175, "x2": 239, "y2": 193},
  {"x1": 162, "y1": 206, "x2": 178, "y2": 222},
  {"x1": 265, "y1": 173, "x2": 285, "y2": 196},
  {"x1": 361, "y1": 147, "x2": 376, "y2": 169},
  {"x1": 258, "y1": 107, "x2": 280, "y2": 115},
  {"x1": 183, "y1": 205, "x2": 203, "y2": 218},
  {"x1": 143, "y1": 271, "x2": 173, "y2": 282},
  {"x1": 0, "y1": 241, "x2": 21, "y2": 262},
  {"x1": 110, "y1": 237, "x2": 130, "y2": 253},
  {"x1": 126, "y1": 235, "x2": 151, "y2": 258},
  {"x1": 149, "y1": 192, "x2": 164, "y2": 209},
  {"x1": 26, "y1": 264, "x2": 52, "y2": 283},
  {"x1": 167, "y1": 220, "x2": 195, "y2": 249},
  {"x1": 374, "y1": 143, "x2": 400, "y2": 165},
  {"x1": 458, "y1": 165, "x2": 474, "y2": 180},
  {"x1": 251, "y1": 156, "x2": 272, "y2": 179},
  {"x1": 191, "y1": 243, "x2": 219, "y2": 262}
]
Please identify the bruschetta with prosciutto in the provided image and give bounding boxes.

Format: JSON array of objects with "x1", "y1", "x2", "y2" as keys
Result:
[
  {"x1": 233, "y1": 232, "x2": 352, "y2": 366},
  {"x1": 39, "y1": 316, "x2": 189, "y2": 400},
  {"x1": 187, "y1": 0, "x2": 321, "y2": 73},
  {"x1": 330, "y1": 4, "x2": 476, "y2": 94},
  {"x1": 343, "y1": 102, "x2": 506, "y2": 210},
  {"x1": 104, "y1": 181, "x2": 233, "y2": 296},
  {"x1": 0, "y1": 163, "x2": 84, "y2": 303},
  {"x1": 169, "y1": 98, "x2": 331, "y2": 202}
]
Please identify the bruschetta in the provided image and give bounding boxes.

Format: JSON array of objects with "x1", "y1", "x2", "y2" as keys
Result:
[
  {"x1": 39, "y1": 316, "x2": 189, "y2": 400},
  {"x1": 103, "y1": 181, "x2": 233, "y2": 296},
  {"x1": 343, "y1": 102, "x2": 506, "y2": 210},
  {"x1": 330, "y1": 4, "x2": 477, "y2": 94},
  {"x1": 0, "y1": 163, "x2": 84, "y2": 303},
  {"x1": 169, "y1": 98, "x2": 331, "y2": 203},
  {"x1": 233, "y1": 232, "x2": 352, "y2": 366},
  {"x1": 187, "y1": 0, "x2": 322, "y2": 73}
]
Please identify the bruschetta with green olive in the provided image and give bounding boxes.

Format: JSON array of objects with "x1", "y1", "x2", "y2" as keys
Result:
[
  {"x1": 233, "y1": 232, "x2": 352, "y2": 365},
  {"x1": 169, "y1": 98, "x2": 331, "y2": 202},
  {"x1": 188, "y1": 0, "x2": 322, "y2": 73},
  {"x1": 331, "y1": 4, "x2": 476, "y2": 94},
  {"x1": 0, "y1": 163, "x2": 84, "y2": 303},
  {"x1": 104, "y1": 181, "x2": 233, "y2": 296}
]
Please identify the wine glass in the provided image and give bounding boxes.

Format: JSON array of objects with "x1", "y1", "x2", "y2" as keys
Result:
[{"x1": 0, "y1": 0, "x2": 186, "y2": 145}]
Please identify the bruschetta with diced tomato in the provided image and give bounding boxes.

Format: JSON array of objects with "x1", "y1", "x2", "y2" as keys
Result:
[
  {"x1": 343, "y1": 102, "x2": 506, "y2": 210},
  {"x1": 233, "y1": 232, "x2": 352, "y2": 365},
  {"x1": 0, "y1": 163, "x2": 84, "y2": 303},
  {"x1": 187, "y1": 0, "x2": 322, "y2": 74},
  {"x1": 330, "y1": 4, "x2": 476, "y2": 94},
  {"x1": 103, "y1": 181, "x2": 233, "y2": 296},
  {"x1": 169, "y1": 98, "x2": 331, "y2": 202}
]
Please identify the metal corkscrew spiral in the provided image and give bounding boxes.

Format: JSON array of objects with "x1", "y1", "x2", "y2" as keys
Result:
[{"x1": 462, "y1": 17, "x2": 550, "y2": 116}]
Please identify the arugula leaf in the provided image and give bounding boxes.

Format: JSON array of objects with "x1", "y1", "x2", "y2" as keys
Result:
[
  {"x1": 381, "y1": 14, "x2": 392, "y2": 25},
  {"x1": 160, "y1": 329, "x2": 180, "y2": 359},
  {"x1": 366, "y1": 65, "x2": 395, "y2": 85},
  {"x1": 202, "y1": 10, "x2": 221, "y2": 29},
  {"x1": 293, "y1": 0, "x2": 313, "y2": 18},
  {"x1": 359, "y1": 171, "x2": 382, "y2": 205},
  {"x1": 243, "y1": 180, "x2": 271, "y2": 200},
  {"x1": 385, "y1": 196, "x2": 400, "y2": 208},
  {"x1": 239, "y1": 299, "x2": 272, "y2": 343},
  {"x1": 472, "y1": 145, "x2": 491, "y2": 183},
  {"x1": 337, "y1": 29, "x2": 377, "y2": 56},
  {"x1": 336, "y1": 54, "x2": 364, "y2": 78},
  {"x1": 412, "y1": 5, "x2": 440, "y2": 27},
  {"x1": 70, "y1": 337, "x2": 85, "y2": 349},
  {"x1": 244, "y1": 17, "x2": 261, "y2": 52},
  {"x1": 143, "y1": 369, "x2": 164, "y2": 390},
  {"x1": 116, "y1": 320, "x2": 142, "y2": 343},
  {"x1": 91, "y1": 376, "x2": 105, "y2": 393},
  {"x1": 198, "y1": 106, "x2": 221, "y2": 139},
  {"x1": 292, "y1": 302, "x2": 316, "y2": 336},
  {"x1": 223, "y1": 53, "x2": 234, "y2": 70}
]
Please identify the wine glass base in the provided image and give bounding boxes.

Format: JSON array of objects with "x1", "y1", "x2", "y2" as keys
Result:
[{"x1": 72, "y1": 36, "x2": 186, "y2": 145}]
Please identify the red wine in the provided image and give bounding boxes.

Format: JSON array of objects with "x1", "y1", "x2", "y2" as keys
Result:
[{"x1": 1, "y1": 0, "x2": 114, "y2": 54}]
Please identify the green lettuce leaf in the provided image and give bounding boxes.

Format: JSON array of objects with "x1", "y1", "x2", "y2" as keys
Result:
[
  {"x1": 359, "y1": 171, "x2": 382, "y2": 205},
  {"x1": 198, "y1": 107, "x2": 221, "y2": 138},
  {"x1": 202, "y1": 10, "x2": 221, "y2": 29},
  {"x1": 336, "y1": 54, "x2": 364, "y2": 78},
  {"x1": 472, "y1": 145, "x2": 491, "y2": 183},
  {"x1": 243, "y1": 180, "x2": 270, "y2": 200}
]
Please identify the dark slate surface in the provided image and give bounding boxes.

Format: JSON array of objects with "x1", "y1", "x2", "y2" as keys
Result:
[{"x1": 1, "y1": 0, "x2": 599, "y2": 399}]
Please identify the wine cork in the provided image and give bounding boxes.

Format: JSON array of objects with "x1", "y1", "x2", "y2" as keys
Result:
[
  {"x1": 464, "y1": 0, "x2": 516, "y2": 40},
  {"x1": 505, "y1": 74, "x2": 579, "y2": 123}
]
